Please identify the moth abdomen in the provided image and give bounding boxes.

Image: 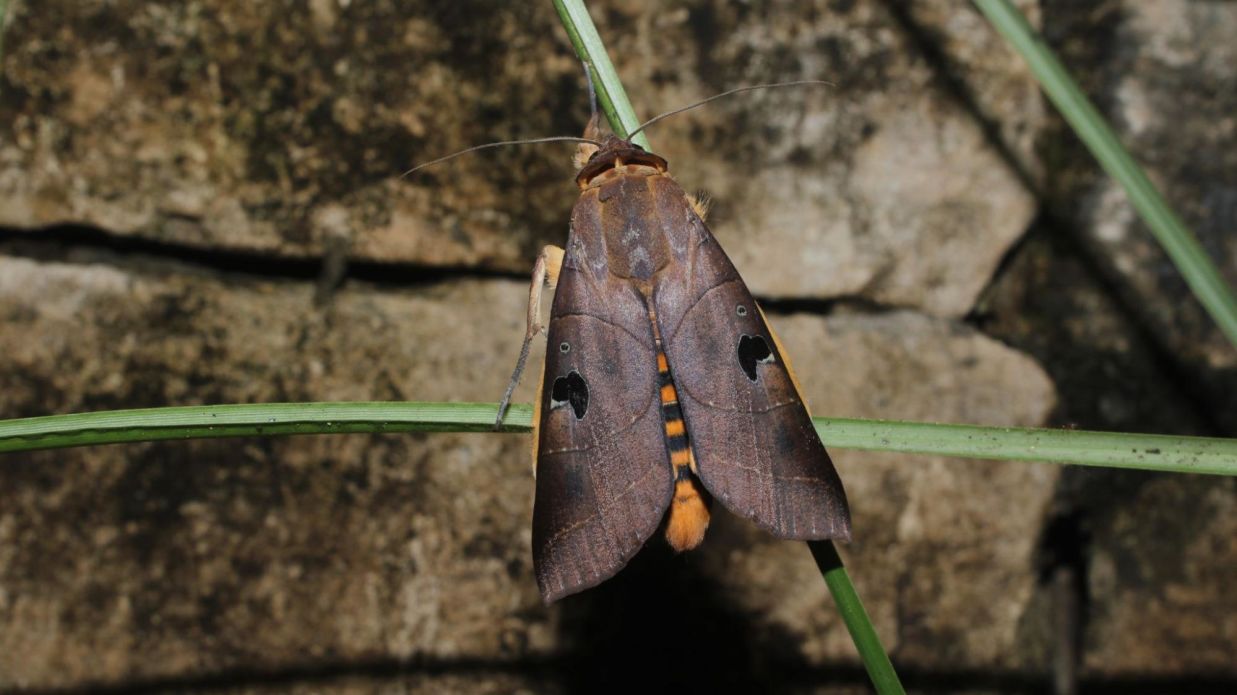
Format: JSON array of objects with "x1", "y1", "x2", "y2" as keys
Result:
[{"x1": 657, "y1": 348, "x2": 712, "y2": 552}]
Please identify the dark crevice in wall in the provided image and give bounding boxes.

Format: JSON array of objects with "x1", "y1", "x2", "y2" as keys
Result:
[
  {"x1": 0, "y1": 224, "x2": 528, "y2": 290},
  {"x1": 1035, "y1": 511, "x2": 1090, "y2": 695},
  {"x1": 0, "y1": 223, "x2": 910, "y2": 318},
  {"x1": 755, "y1": 294, "x2": 899, "y2": 317},
  {"x1": 6, "y1": 654, "x2": 566, "y2": 695},
  {"x1": 14, "y1": 655, "x2": 1237, "y2": 695}
]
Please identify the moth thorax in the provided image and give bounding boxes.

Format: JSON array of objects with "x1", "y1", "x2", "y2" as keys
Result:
[{"x1": 587, "y1": 179, "x2": 676, "y2": 280}]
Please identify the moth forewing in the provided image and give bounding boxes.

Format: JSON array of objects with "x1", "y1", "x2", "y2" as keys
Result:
[{"x1": 649, "y1": 179, "x2": 851, "y2": 543}]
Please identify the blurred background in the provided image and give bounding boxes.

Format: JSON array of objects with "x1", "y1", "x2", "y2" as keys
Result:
[{"x1": 1, "y1": 1, "x2": 1234, "y2": 693}]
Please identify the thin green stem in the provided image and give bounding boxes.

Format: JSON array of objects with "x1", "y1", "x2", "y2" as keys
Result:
[
  {"x1": 0, "y1": 402, "x2": 529, "y2": 453},
  {"x1": 810, "y1": 542, "x2": 905, "y2": 695},
  {"x1": 3, "y1": 403, "x2": 1235, "y2": 476},
  {"x1": 974, "y1": 0, "x2": 1237, "y2": 351},
  {"x1": 817, "y1": 418, "x2": 1237, "y2": 476},
  {"x1": 552, "y1": 0, "x2": 650, "y2": 148}
]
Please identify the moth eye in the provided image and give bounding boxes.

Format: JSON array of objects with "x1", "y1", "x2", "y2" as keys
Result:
[
  {"x1": 559, "y1": 341, "x2": 571, "y2": 354},
  {"x1": 551, "y1": 371, "x2": 589, "y2": 419},
  {"x1": 736, "y1": 335, "x2": 774, "y2": 382},
  {"x1": 735, "y1": 305, "x2": 748, "y2": 317}
]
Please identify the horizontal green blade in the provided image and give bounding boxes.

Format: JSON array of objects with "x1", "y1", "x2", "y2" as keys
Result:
[{"x1": 1, "y1": 402, "x2": 1233, "y2": 476}]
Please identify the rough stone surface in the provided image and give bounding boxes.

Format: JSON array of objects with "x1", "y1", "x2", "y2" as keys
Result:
[
  {"x1": 0, "y1": 0, "x2": 1040, "y2": 317},
  {"x1": 0, "y1": 256, "x2": 555, "y2": 689},
  {"x1": 1043, "y1": 0, "x2": 1237, "y2": 422},
  {"x1": 0, "y1": 253, "x2": 1054, "y2": 690},
  {"x1": 980, "y1": 227, "x2": 1237, "y2": 680},
  {"x1": 898, "y1": 0, "x2": 1044, "y2": 179},
  {"x1": 1080, "y1": 471, "x2": 1237, "y2": 676},
  {"x1": 1019, "y1": 1, "x2": 1237, "y2": 679},
  {"x1": 0, "y1": 1, "x2": 574, "y2": 268}
]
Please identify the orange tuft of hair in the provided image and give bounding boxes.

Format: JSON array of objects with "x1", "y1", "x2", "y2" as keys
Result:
[
  {"x1": 665, "y1": 478, "x2": 711, "y2": 552},
  {"x1": 686, "y1": 191, "x2": 712, "y2": 221}
]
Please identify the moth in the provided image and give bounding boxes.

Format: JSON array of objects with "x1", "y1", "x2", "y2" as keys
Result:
[{"x1": 494, "y1": 102, "x2": 852, "y2": 603}]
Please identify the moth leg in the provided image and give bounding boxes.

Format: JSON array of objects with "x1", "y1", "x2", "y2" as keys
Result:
[
  {"x1": 313, "y1": 226, "x2": 353, "y2": 307},
  {"x1": 495, "y1": 244, "x2": 565, "y2": 429},
  {"x1": 530, "y1": 356, "x2": 545, "y2": 478}
]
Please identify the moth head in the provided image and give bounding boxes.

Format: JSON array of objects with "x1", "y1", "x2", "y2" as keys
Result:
[{"x1": 574, "y1": 136, "x2": 669, "y2": 188}]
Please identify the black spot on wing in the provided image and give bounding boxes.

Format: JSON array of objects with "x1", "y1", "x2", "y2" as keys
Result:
[
  {"x1": 736, "y1": 335, "x2": 773, "y2": 382},
  {"x1": 551, "y1": 371, "x2": 590, "y2": 419}
]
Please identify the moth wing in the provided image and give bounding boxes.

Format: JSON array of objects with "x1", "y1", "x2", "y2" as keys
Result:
[
  {"x1": 532, "y1": 241, "x2": 674, "y2": 603},
  {"x1": 655, "y1": 197, "x2": 851, "y2": 541}
]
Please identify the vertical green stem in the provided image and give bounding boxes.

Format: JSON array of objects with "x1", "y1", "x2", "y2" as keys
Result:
[
  {"x1": 974, "y1": 0, "x2": 1237, "y2": 351},
  {"x1": 810, "y1": 542, "x2": 906, "y2": 695},
  {"x1": 551, "y1": 0, "x2": 651, "y2": 149}
]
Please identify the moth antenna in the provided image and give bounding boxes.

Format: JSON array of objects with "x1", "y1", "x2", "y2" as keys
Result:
[
  {"x1": 583, "y1": 61, "x2": 599, "y2": 124},
  {"x1": 627, "y1": 80, "x2": 835, "y2": 140},
  {"x1": 575, "y1": 62, "x2": 603, "y2": 169},
  {"x1": 401, "y1": 136, "x2": 603, "y2": 179}
]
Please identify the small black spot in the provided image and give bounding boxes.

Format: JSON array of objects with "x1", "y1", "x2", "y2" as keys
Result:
[
  {"x1": 735, "y1": 305, "x2": 748, "y2": 317},
  {"x1": 737, "y1": 335, "x2": 773, "y2": 381},
  {"x1": 551, "y1": 371, "x2": 589, "y2": 419},
  {"x1": 559, "y1": 341, "x2": 571, "y2": 354}
]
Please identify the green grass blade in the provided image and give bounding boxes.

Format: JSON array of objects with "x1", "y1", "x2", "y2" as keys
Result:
[
  {"x1": 552, "y1": 0, "x2": 650, "y2": 148},
  {"x1": 817, "y1": 418, "x2": 1237, "y2": 476},
  {"x1": 974, "y1": 0, "x2": 1237, "y2": 350},
  {"x1": 810, "y1": 541, "x2": 906, "y2": 695},
  {"x1": 4, "y1": 404, "x2": 1235, "y2": 474},
  {"x1": 0, "y1": 402, "x2": 532, "y2": 452}
]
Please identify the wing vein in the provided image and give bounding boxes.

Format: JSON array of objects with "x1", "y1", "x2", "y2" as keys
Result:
[{"x1": 665, "y1": 277, "x2": 737, "y2": 343}]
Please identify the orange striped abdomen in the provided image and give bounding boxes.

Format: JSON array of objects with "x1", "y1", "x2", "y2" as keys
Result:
[{"x1": 657, "y1": 350, "x2": 711, "y2": 552}]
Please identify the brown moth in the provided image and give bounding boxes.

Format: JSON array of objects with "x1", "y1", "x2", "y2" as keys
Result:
[{"x1": 500, "y1": 120, "x2": 852, "y2": 603}]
